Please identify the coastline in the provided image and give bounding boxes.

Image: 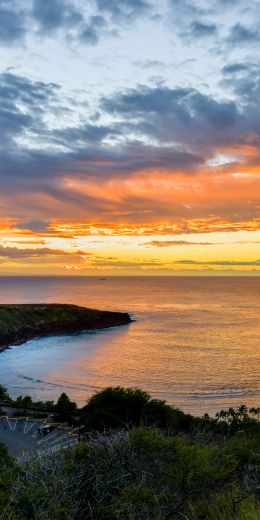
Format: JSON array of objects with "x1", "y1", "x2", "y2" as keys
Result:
[{"x1": 0, "y1": 304, "x2": 132, "y2": 353}]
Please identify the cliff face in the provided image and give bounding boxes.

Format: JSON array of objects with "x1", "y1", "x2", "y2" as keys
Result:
[{"x1": 0, "y1": 304, "x2": 132, "y2": 351}]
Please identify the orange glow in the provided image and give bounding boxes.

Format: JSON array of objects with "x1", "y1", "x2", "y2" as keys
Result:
[{"x1": 0, "y1": 155, "x2": 260, "y2": 275}]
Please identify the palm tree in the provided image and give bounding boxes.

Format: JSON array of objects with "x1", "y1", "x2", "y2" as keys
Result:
[
  {"x1": 249, "y1": 407, "x2": 260, "y2": 420},
  {"x1": 216, "y1": 409, "x2": 228, "y2": 422},
  {"x1": 238, "y1": 404, "x2": 248, "y2": 420}
]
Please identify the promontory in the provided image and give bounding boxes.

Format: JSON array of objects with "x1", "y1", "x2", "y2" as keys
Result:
[{"x1": 0, "y1": 304, "x2": 132, "y2": 352}]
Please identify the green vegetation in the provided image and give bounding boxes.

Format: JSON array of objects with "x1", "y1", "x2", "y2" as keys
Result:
[
  {"x1": 0, "y1": 386, "x2": 259, "y2": 519},
  {"x1": 0, "y1": 385, "x2": 10, "y2": 401},
  {"x1": 81, "y1": 386, "x2": 193, "y2": 432},
  {"x1": 0, "y1": 304, "x2": 131, "y2": 350},
  {"x1": 55, "y1": 392, "x2": 77, "y2": 417}
]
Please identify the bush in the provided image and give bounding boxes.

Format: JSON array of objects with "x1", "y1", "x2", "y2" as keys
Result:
[
  {"x1": 1, "y1": 387, "x2": 260, "y2": 519},
  {"x1": 81, "y1": 386, "x2": 193, "y2": 432},
  {"x1": 4, "y1": 426, "x2": 259, "y2": 519}
]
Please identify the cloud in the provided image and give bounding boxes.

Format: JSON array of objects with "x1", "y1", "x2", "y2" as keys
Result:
[
  {"x1": 133, "y1": 59, "x2": 165, "y2": 70},
  {"x1": 221, "y1": 61, "x2": 260, "y2": 103},
  {"x1": 168, "y1": 0, "x2": 203, "y2": 22},
  {"x1": 0, "y1": 245, "x2": 84, "y2": 260},
  {"x1": 173, "y1": 259, "x2": 260, "y2": 266},
  {"x1": 0, "y1": 2, "x2": 26, "y2": 45},
  {"x1": 32, "y1": 0, "x2": 83, "y2": 34},
  {"x1": 167, "y1": 0, "x2": 223, "y2": 45},
  {"x1": 167, "y1": 0, "x2": 260, "y2": 55},
  {"x1": 14, "y1": 239, "x2": 47, "y2": 245},
  {"x1": 222, "y1": 63, "x2": 249, "y2": 75},
  {"x1": 0, "y1": 0, "x2": 151, "y2": 48},
  {"x1": 0, "y1": 70, "x2": 260, "y2": 237},
  {"x1": 101, "y1": 84, "x2": 241, "y2": 152},
  {"x1": 0, "y1": 71, "x2": 60, "y2": 147},
  {"x1": 143, "y1": 240, "x2": 221, "y2": 247},
  {"x1": 188, "y1": 20, "x2": 218, "y2": 38},
  {"x1": 80, "y1": 15, "x2": 107, "y2": 44},
  {"x1": 94, "y1": 0, "x2": 150, "y2": 21},
  {"x1": 0, "y1": 0, "x2": 259, "y2": 52},
  {"x1": 14, "y1": 219, "x2": 52, "y2": 233},
  {"x1": 227, "y1": 23, "x2": 260, "y2": 46}
]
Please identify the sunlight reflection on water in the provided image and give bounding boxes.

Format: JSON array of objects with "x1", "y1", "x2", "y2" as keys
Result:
[{"x1": 0, "y1": 276, "x2": 259, "y2": 416}]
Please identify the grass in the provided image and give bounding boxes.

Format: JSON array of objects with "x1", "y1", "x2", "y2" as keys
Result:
[
  {"x1": 0, "y1": 304, "x2": 98, "y2": 334},
  {"x1": 0, "y1": 304, "x2": 130, "y2": 347}
]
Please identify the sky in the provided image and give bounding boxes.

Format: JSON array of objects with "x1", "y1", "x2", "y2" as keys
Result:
[{"x1": 0, "y1": 0, "x2": 260, "y2": 276}]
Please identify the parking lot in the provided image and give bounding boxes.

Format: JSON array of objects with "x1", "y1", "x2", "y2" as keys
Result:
[{"x1": 0, "y1": 416, "x2": 79, "y2": 462}]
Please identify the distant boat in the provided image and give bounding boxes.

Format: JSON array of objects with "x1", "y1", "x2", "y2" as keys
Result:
[{"x1": 99, "y1": 278, "x2": 107, "y2": 281}]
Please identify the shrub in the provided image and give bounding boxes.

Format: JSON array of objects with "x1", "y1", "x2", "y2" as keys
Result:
[{"x1": 81, "y1": 386, "x2": 194, "y2": 432}]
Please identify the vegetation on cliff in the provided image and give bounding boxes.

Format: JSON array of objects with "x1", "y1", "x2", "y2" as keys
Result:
[{"x1": 0, "y1": 304, "x2": 131, "y2": 350}]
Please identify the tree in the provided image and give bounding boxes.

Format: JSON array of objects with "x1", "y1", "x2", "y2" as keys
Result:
[
  {"x1": 0, "y1": 384, "x2": 10, "y2": 401},
  {"x1": 15, "y1": 395, "x2": 33, "y2": 408},
  {"x1": 249, "y1": 407, "x2": 260, "y2": 419},
  {"x1": 82, "y1": 386, "x2": 151, "y2": 430},
  {"x1": 81, "y1": 386, "x2": 192, "y2": 432},
  {"x1": 55, "y1": 393, "x2": 77, "y2": 416}
]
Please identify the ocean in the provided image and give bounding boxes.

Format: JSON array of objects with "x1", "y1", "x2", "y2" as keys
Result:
[{"x1": 0, "y1": 276, "x2": 259, "y2": 416}]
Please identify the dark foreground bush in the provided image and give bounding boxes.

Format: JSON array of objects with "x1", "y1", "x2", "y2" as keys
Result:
[
  {"x1": 0, "y1": 387, "x2": 259, "y2": 519},
  {"x1": 1, "y1": 423, "x2": 260, "y2": 520}
]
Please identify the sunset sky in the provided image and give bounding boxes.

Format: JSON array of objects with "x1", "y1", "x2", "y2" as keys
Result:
[{"x1": 0, "y1": 0, "x2": 260, "y2": 275}]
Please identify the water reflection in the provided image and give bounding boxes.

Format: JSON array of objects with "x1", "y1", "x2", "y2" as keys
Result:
[{"x1": 0, "y1": 276, "x2": 259, "y2": 416}]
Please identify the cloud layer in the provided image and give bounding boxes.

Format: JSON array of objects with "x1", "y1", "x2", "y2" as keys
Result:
[
  {"x1": 0, "y1": 65, "x2": 259, "y2": 237},
  {"x1": 0, "y1": 0, "x2": 152, "y2": 47},
  {"x1": 0, "y1": 0, "x2": 260, "y2": 273}
]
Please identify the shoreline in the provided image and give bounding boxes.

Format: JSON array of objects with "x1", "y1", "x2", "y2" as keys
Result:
[{"x1": 0, "y1": 304, "x2": 132, "y2": 353}]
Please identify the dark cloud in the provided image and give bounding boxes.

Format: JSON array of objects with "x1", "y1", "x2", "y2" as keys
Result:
[
  {"x1": 94, "y1": 0, "x2": 150, "y2": 21},
  {"x1": 52, "y1": 122, "x2": 116, "y2": 147},
  {"x1": 0, "y1": 69, "x2": 259, "y2": 237},
  {"x1": 0, "y1": 67, "x2": 259, "y2": 184},
  {"x1": 0, "y1": 72, "x2": 59, "y2": 107},
  {"x1": 80, "y1": 15, "x2": 107, "y2": 44},
  {"x1": 32, "y1": 0, "x2": 110, "y2": 46},
  {"x1": 188, "y1": 20, "x2": 217, "y2": 38},
  {"x1": 221, "y1": 61, "x2": 260, "y2": 104},
  {"x1": 0, "y1": 72, "x2": 206, "y2": 191},
  {"x1": 0, "y1": 0, "x2": 151, "y2": 48},
  {"x1": 0, "y1": 0, "x2": 259, "y2": 51},
  {"x1": 101, "y1": 85, "x2": 240, "y2": 152},
  {"x1": 227, "y1": 23, "x2": 260, "y2": 46},
  {"x1": 222, "y1": 63, "x2": 249, "y2": 75},
  {"x1": 0, "y1": 71, "x2": 60, "y2": 151},
  {"x1": 0, "y1": 245, "x2": 83, "y2": 259},
  {"x1": 14, "y1": 219, "x2": 51, "y2": 233},
  {"x1": 0, "y1": 67, "x2": 259, "y2": 198},
  {"x1": 0, "y1": 3, "x2": 26, "y2": 45},
  {"x1": 167, "y1": 0, "x2": 222, "y2": 45},
  {"x1": 167, "y1": 0, "x2": 260, "y2": 51},
  {"x1": 32, "y1": 0, "x2": 83, "y2": 34}
]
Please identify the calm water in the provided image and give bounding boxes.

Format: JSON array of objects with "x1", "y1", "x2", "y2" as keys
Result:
[{"x1": 0, "y1": 276, "x2": 259, "y2": 416}]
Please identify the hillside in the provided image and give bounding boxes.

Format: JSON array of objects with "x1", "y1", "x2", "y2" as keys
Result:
[{"x1": 0, "y1": 304, "x2": 132, "y2": 351}]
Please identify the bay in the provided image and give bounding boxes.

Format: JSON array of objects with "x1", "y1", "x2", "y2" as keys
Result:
[{"x1": 0, "y1": 276, "x2": 259, "y2": 415}]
